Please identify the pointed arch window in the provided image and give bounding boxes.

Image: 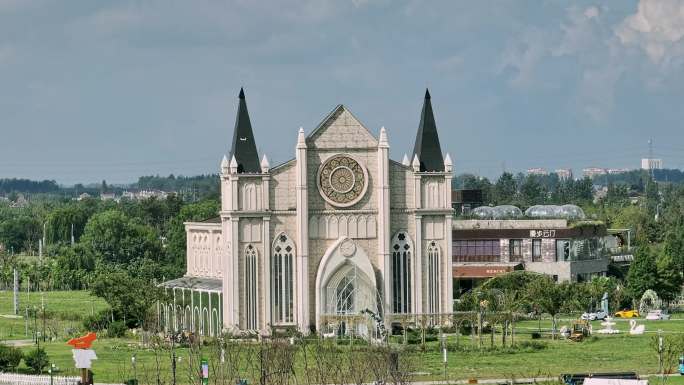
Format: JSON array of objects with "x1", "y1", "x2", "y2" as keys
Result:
[
  {"x1": 336, "y1": 275, "x2": 355, "y2": 314},
  {"x1": 272, "y1": 233, "x2": 295, "y2": 324},
  {"x1": 426, "y1": 241, "x2": 441, "y2": 314},
  {"x1": 245, "y1": 244, "x2": 258, "y2": 330},
  {"x1": 391, "y1": 231, "x2": 412, "y2": 313}
]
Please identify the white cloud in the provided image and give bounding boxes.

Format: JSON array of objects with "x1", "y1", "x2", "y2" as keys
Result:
[
  {"x1": 499, "y1": 27, "x2": 548, "y2": 86},
  {"x1": 554, "y1": 6, "x2": 602, "y2": 57},
  {"x1": 577, "y1": 65, "x2": 623, "y2": 121},
  {"x1": 584, "y1": 6, "x2": 599, "y2": 19},
  {"x1": 435, "y1": 55, "x2": 463, "y2": 72},
  {"x1": 615, "y1": 0, "x2": 684, "y2": 65}
]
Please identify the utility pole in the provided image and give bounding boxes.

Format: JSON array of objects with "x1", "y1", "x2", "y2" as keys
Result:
[
  {"x1": 648, "y1": 139, "x2": 654, "y2": 181},
  {"x1": 658, "y1": 329, "x2": 664, "y2": 385},
  {"x1": 13, "y1": 268, "x2": 19, "y2": 315}
]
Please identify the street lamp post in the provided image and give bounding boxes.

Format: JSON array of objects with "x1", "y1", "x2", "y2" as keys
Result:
[
  {"x1": 440, "y1": 332, "x2": 448, "y2": 382},
  {"x1": 132, "y1": 354, "x2": 137, "y2": 382}
]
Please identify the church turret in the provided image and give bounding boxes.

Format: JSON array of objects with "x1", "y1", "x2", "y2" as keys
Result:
[
  {"x1": 229, "y1": 88, "x2": 261, "y2": 173},
  {"x1": 411, "y1": 89, "x2": 444, "y2": 172}
]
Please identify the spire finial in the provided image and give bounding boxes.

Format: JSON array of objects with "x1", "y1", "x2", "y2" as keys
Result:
[
  {"x1": 221, "y1": 155, "x2": 229, "y2": 173},
  {"x1": 297, "y1": 127, "x2": 306, "y2": 149},
  {"x1": 444, "y1": 153, "x2": 453, "y2": 172},
  {"x1": 260, "y1": 154, "x2": 270, "y2": 173},
  {"x1": 378, "y1": 126, "x2": 389, "y2": 148},
  {"x1": 402, "y1": 153, "x2": 410, "y2": 166},
  {"x1": 425, "y1": 88, "x2": 431, "y2": 99},
  {"x1": 412, "y1": 154, "x2": 420, "y2": 172},
  {"x1": 239, "y1": 87, "x2": 245, "y2": 99},
  {"x1": 230, "y1": 154, "x2": 238, "y2": 174}
]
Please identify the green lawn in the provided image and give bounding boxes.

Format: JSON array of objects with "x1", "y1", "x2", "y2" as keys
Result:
[
  {"x1": 0, "y1": 290, "x2": 108, "y2": 341},
  {"x1": 3, "y1": 290, "x2": 684, "y2": 383}
]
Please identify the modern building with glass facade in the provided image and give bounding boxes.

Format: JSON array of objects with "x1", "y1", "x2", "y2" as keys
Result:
[{"x1": 452, "y1": 217, "x2": 609, "y2": 296}]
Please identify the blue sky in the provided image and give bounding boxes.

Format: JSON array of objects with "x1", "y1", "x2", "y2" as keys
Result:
[{"x1": 1, "y1": 0, "x2": 684, "y2": 184}]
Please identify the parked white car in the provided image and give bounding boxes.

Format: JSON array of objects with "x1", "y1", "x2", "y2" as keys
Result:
[
  {"x1": 645, "y1": 309, "x2": 670, "y2": 320},
  {"x1": 581, "y1": 310, "x2": 608, "y2": 321}
]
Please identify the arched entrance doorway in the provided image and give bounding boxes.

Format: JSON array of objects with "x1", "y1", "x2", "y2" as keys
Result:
[{"x1": 315, "y1": 237, "x2": 380, "y2": 338}]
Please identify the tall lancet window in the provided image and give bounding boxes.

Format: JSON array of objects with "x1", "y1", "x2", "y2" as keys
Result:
[
  {"x1": 391, "y1": 231, "x2": 412, "y2": 314},
  {"x1": 244, "y1": 244, "x2": 258, "y2": 330},
  {"x1": 271, "y1": 233, "x2": 295, "y2": 324},
  {"x1": 426, "y1": 241, "x2": 441, "y2": 314}
]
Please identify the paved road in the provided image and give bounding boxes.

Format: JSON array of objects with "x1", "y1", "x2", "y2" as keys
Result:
[{"x1": 1, "y1": 339, "x2": 33, "y2": 347}]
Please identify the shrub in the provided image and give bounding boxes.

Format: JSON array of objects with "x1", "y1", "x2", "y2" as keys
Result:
[
  {"x1": 531, "y1": 332, "x2": 542, "y2": 339},
  {"x1": 107, "y1": 320, "x2": 127, "y2": 338},
  {"x1": 24, "y1": 347, "x2": 49, "y2": 374},
  {"x1": 83, "y1": 310, "x2": 111, "y2": 331},
  {"x1": 0, "y1": 344, "x2": 23, "y2": 372},
  {"x1": 517, "y1": 340, "x2": 548, "y2": 351}
]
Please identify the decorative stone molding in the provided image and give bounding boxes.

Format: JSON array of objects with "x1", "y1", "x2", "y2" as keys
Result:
[
  {"x1": 317, "y1": 154, "x2": 369, "y2": 208},
  {"x1": 308, "y1": 214, "x2": 377, "y2": 239}
]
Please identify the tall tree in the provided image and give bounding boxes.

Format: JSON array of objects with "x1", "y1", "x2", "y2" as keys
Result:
[
  {"x1": 626, "y1": 247, "x2": 658, "y2": 301},
  {"x1": 656, "y1": 254, "x2": 682, "y2": 303},
  {"x1": 494, "y1": 172, "x2": 517, "y2": 205},
  {"x1": 80, "y1": 209, "x2": 163, "y2": 267},
  {"x1": 519, "y1": 175, "x2": 546, "y2": 206}
]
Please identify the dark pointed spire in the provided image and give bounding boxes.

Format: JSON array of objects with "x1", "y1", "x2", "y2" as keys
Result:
[
  {"x1": 412, "y1": 88, "x2": 444, "y2": 172},
  {"x1": 229, "y1": 88, "x2": 260, "y2": 173}
]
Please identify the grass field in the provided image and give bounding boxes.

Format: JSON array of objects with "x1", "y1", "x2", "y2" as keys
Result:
[
  {"x1": 0, "y1": 290, "x2": 108, "y2": 341},
  {"x1": 2, "y1": 290, "x2": 684, "y2": 383}
]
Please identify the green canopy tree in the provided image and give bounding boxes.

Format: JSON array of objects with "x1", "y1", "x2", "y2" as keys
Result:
[
  {"x1": 493, "y1": 172, "x2": 517, "y2": 205},
  {"x1": 80, "y1": 209, "x2": 163, "y2": 267},
  {"x1": 655, "y1": 254, "x2": 682, "y2": 304},
  {"x1": 91, "y1": 268, "x2": 163, "y2": 328},
  {"x1": 626, "y1": 247, "x2": 658, "y2": 302}
]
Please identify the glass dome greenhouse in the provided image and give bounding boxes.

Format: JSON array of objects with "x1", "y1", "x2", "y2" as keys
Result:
[
  {"x1": 524, "y1": 204, "x2": 585, "y2": 219},
  {"x1": 471, "y1": 205, "x2": 523, "y2": 219}
]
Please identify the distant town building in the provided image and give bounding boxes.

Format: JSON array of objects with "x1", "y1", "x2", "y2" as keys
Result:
[
  {"x1": 77, "y1": 193, "x2": 92, "y2": 201},
  {"x1": 527, "y1": 168, "x2": 549, "y2": 176},
  {"x1": 607, "y1": 168, "x2": 630, "y2": 174},
  {"x1": 9, "y1": 194, "x2": 28, "y2": 208},
  {"x1": 555, "y1": 168, "x2": 573, "y2": 180},
  {"x1": 582, "y1": 167, "x2": 607, "y2": 178},
  {"x1": 100, "y1": 192, "x2": 116, "y2": 201},
  {"x1": 122, "y1": 189, "x2": 170, "y2": 201},
  {"x1": 641, "y1": 158, "x2": 663, "y2": 170}
]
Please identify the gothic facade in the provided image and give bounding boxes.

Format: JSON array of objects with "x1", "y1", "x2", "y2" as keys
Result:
[{"x1": 161, "y1": 89, "x2": 454, "y2": 336}]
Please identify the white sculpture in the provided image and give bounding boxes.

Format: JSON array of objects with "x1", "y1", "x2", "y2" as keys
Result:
[
  {"x1": 596, "y1": 317, "x2": 620, "y2": 334},
  {"x1": 639, "y1": 289, "x2": 662, "y2": 315},
  {"x1": 629, "y1": 319, "x2": 645, "y2": 335}
]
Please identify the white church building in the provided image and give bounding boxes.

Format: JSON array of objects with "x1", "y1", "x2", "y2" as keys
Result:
[{"x1": 161, "y1": 89, "x2": 454, "y2": 336}]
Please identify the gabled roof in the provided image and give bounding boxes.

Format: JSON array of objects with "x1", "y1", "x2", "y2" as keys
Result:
[
  {"x1": 307, "y1": 104, "x2": 378, "y2": 148},
  {"x1": 229, "y1": 88, "x2": 261, "y2": 173},
  {"x1": 412, "y1": 89, "x2": 444, "y2": 172}
]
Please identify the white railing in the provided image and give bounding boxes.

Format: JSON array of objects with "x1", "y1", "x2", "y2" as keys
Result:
[{"x1": 0, "y1": 373, "x2": 80, "y2": 385}]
